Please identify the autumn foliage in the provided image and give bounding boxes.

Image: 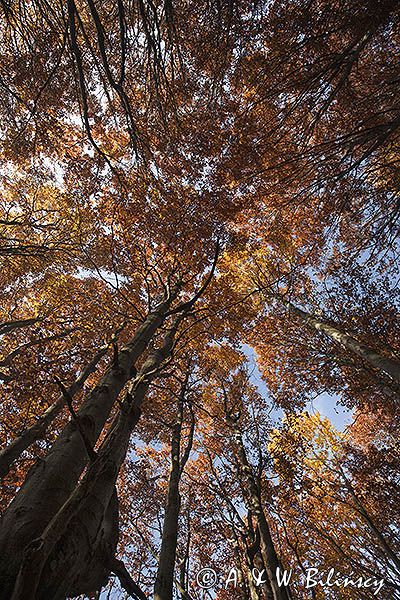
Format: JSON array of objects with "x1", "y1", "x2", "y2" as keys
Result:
[{"x1": 0, "y1": 1, "x2": 399, "y2": 599}]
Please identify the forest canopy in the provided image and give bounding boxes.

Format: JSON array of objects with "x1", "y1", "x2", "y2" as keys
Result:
[{"x1": 0, "y1": 1, "x2": 399, "y2": 599}]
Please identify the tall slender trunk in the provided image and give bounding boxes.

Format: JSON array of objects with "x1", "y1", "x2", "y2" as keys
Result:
[
  {"x1": 154, "y1": 451, "x2": 181, "y2": 600},
  {"x1": 286, "y1": 301, "x2": 400, "y2": 383},
  {"x1": 339, "y1": 467, "x2": 400, "y2": 574},
  {"x1": 232, "y1": 427, "x2": 291, "y2": 600},
  {"x1": 245, "y1": 519, "x2": 273, "y2": 599},
  {"x1": 231, "y1": 528, "x2": 252, "y2": 599},
  {"x1": 0, "y1": 341, "x2": 110, "y2": 479},
  {"x1": 252, "y1": 550, "x2": 274, "y2": 600},
  {"x1": 0, "y1": 288, "x2": 180, "y2": 597},
  {"x1": 178, "y1": 511, "x2": 192, "y2": 600},
  {"x1": 244, "y1": 563, "x2": 261, "y2": 600},
  {"x1": 9, "y1": 318, "x2": 181, "y2": 600},
  {"x1": 154, "y1": 369, "x2": 194, "y2": 600}
]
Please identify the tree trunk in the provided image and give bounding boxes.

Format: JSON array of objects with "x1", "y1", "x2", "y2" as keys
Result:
[
  {"x1": 0, "y1": 340, "x2": 110, "y2": 479},
  {"x1": 154, "y1": 369, "x2": 194, "y2": 600},
  {"x1": 9, "y1": 318, "x2": 181, "y2": 600},
  {"x1": 233, "y1": 428, "x2": 291, "y2": 600},
  {"x1": 287, "y1": 301, "x2": 400, "y2": 383},
  {"x1": 0, "y1": 288, "x2": 180, "y2": 599},
  {"x1": 252, "y1": 550, "x2": 274, "y2": 600},
  {"x1": 245, "y1": 563, "x2": 261, "y2": 600},
  {"x1": 340, "y1": 467, "x2": 400, "y2": 574},
  {"x1": 154, "y1": 466, "x2": 181, "y2": 600},
  {"x1": 245, "y1": 522, "x2": 273, "y2": 600},
  {"x1": 231, "y1": 531, "x2": 252, "y2": 599}
]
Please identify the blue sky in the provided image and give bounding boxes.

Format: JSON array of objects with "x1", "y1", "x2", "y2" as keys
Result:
[{"x1": 242, "y1": 344, "x2": 354, "y2": 432}]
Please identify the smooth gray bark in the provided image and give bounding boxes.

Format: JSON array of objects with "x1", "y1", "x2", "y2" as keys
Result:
[
  {"x1": 0, "y1": 289, "x2": 180, "y2": 599},
  {"x1": 10, "y1": 319, "x2": 181, "y2": 600},
  {"x1": 287, "y1": 301, "x2": 400, "y2": 383}
]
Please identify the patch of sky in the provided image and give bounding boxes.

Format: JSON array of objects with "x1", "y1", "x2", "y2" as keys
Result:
[
  {"x1": 75, "y1": 266, "x2": 128, "y2": 288},
  {"x1": 242, "y1": 343, "x2": 353, "y2": 432}
]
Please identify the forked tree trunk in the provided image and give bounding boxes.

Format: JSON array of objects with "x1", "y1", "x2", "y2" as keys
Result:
[
  {"x1": 9, "y1": 318, "x2": 181, "y2": 600},
  {"x1": 287, "y1": 301, "x2": 400, "y2": 384},
  {"x1": 0, "y1": 288, "x2": 180, "y2": 599}
]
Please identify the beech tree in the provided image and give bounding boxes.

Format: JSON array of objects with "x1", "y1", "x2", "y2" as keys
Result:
[{"x1": 0, "y1": 1, "x2": 399, "y2": 599}]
